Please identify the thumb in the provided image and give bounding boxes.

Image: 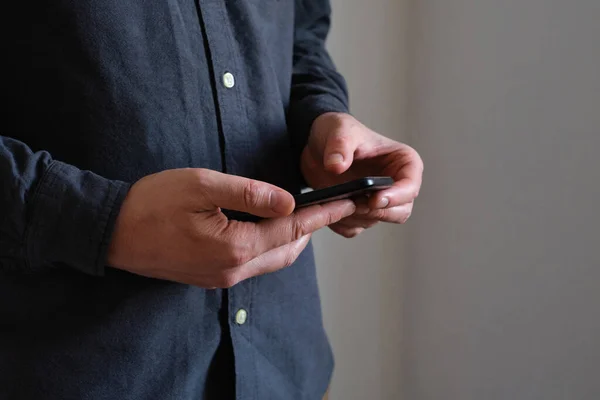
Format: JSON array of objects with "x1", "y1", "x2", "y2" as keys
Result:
[
  {"x1": 196, "y1": 169, "x2": 295, "y2": 218},
  {"x1": 323, "y1": 129, "x2": 358, "y2": 175}
]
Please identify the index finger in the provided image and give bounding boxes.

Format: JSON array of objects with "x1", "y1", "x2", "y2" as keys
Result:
[
  {"x1": 195, "y1": 169, "x2": 295, "y2": 218},
  {"x1": 249, "y1": 199, "x2": 356, "y2": 257}
]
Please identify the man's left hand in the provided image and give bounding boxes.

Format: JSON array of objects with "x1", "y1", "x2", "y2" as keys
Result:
[{"x1": 300, "y1": 112, "x2": 424, "y2": 238}]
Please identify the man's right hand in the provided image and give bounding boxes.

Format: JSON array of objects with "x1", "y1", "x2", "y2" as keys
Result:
[{"x1": 107, "y1": 168, "x2": 355, "y2": 288}]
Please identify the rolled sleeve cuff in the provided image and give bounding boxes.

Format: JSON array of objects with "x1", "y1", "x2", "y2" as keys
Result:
[{"x1": 26, "y1": 160, "x2": 131, "y2": 276}]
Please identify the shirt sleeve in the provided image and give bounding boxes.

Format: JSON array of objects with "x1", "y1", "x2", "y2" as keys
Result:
[
  {"x1": 0, "y1": 135, "x2": 131, "y2": 276},
  {"x1": 287, "y1": 0, "x2": 350, "y2": 153}
]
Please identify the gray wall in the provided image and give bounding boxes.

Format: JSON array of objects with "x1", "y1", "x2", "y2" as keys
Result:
[
  {"x1": 316, "y1": 1, "x2": 408, "y2": 399},
  {"x1": 404, "y1": 1, "x2": 600, "y2": 399}
]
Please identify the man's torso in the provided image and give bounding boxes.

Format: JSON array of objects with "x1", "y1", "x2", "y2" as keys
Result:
[{"x1": 0, "y1": 1, "x2": 333, "y2": 399}]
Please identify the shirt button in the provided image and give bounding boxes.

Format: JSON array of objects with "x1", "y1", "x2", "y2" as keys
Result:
[
  {"x1": 235, "y1": 309, "x2": 248, "y2": 325},
  {"x1": 222, "y1": 72, "x2": 235, "y2": 89}
]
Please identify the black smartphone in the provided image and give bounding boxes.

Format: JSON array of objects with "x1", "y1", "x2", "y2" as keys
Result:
[{"x1": 294, "y1": 176, "x2": 394, "y2": 208}]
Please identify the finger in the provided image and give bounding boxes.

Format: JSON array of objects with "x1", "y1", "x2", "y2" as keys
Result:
[
  {"x1": 353, "y1": 196, "x2": 371, "y2": 215},
  {"x1": 195, "y1": 169, "x2": 295, "y2": 217},
  {"x1": 332, "y1": 216, "x2": 380, "y2": 230},
  {"x1": 322, "y1": 126, "x2": 361, "y2": 175},
  {"x1": 368, "y1": 148, "x2": 424, "y2": 209},
  {"x1": 358, "y1": 203, "x2": 413, "y2": 224},
  {"x1": 233, "y1": 234, "x2": 312, "y2": 283},
  {"x1": 329, "y1": 224, "x2": 365, "y2": 239},
  {"x1": 136, "y1": 235, "x2": 313, "y2": 289},
  {"x1": 246, "y1": 199, "x2": 356, "y2": 257}
]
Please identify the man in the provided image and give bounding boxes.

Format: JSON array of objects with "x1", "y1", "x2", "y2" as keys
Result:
[{"x1": 0, "y1": 1, "x2": 422, "y2": 399}]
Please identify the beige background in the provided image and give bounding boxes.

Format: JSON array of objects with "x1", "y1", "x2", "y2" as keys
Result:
[
  {"x1": 315, "y1": 1, "x2": 409, "y2": 399},
  {"x1": 319, "y1": 0, "x2": 600, "y2": 399}
]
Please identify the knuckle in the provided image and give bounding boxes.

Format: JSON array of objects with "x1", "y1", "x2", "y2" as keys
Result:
[
  {"x1": 343, "y1": 229, "x2": 361, "y2": 238},
  {"x1": 321, "y1": 212, "x2": 334, "y2": 227},
  {"x1": 217, "y1": 272, "x2": 240, "y2": 289},
  {"x1": 331, "y1": 132, "x2": 351, "y2": 147},
  {"x1": 221, "y1": 223, "x2": 258, "y2": 266},
  {"x1": 327, "y1": 209, "x2": 340, "y2": 225},
  {"x1": 415, "y1": 155, "x2": 425, "y2": 174},
  {"x1": 417, "y1": 154, "x2": 425, "y2": 172},
  {"x1": 337, "y1": 114, "x2": 357, "y2": 130},
  {"x1": 225, "y1": 244, "x2": 251, "y2": 267},
  {"x1": 327, "y1": 206, "x2": 348, "y2": 225},
  {"x1": 242, "y1": 180, "x2": 264, "y2": 210},
  {"x1": 283, "y1": 249, "x2": 298, "y2": 268},
  {"x1": 405, "y1": 143, "x2": 420, "y2": 157},
  {"x1": 193, "y1": 168, "x2": 209, "y2": 182},
  {"x1": 363, "y1": 220, "x2": 378, "y2": 229},
  {"x1": 191, "y1": 169, "x2": 212, "y2": 201},
  {"x1": 337, "y1": 227, "x2": 361, "y2": 238},
  {"x1": 234, "y1": 250, "x2": 252, "y2": 267},
  {"x1": 291, "y1": 218, "x2": 308, "y2": 241},
  {"x1": 284, "y1": 240, "x2": 307, "y2": 267},
  {"x1": 404, "y1": 144, "x2": 424, "y2": 170},
  {"x1": 371, "y1": 209, "x2": 387, "y2": 220},
  {"x1": 400, "y1": 211, "x2": 412, "y2": 224},
  {"x1": 397, "y1": 206, "x2": 412, "y2": 224}
]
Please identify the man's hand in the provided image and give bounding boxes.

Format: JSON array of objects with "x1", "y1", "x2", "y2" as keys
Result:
[
  {"x1": 108, "y1": 168, "x2": 355, "y2": 288},
  {"x1": 300, "y1": 112, "x2": 424, "y2": 238}
]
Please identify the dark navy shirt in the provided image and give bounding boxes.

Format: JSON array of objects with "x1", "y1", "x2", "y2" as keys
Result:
[{"x1": 0, "y1": 1, "x2": 349, "y2": 399}]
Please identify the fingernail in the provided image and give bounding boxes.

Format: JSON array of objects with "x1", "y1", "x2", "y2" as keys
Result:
[
  {"x1": 270, "y1": 191, "x2": 291, "y2": 214},
  {"x1": 376, "y1": 197, "x2": 390, "y2": 208},
  {"x1": 356, "y1": 205, "x2": 370, "y2": 214},
  {"x1": 325, "y1": 153, "x2": 344, "y2": 166}
]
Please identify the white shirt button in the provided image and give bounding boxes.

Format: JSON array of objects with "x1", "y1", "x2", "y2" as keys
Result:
[
  {"x1": 223, "y1": 72, "x2": 235, "y2": 89},
  {"x1": 235, "y1": 308, "x2": 248, "y2": 325}
]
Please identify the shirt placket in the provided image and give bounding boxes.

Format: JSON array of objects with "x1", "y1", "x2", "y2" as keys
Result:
[{"x1": 196, "y1": 1, "x2": 256, "y2": 399}]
